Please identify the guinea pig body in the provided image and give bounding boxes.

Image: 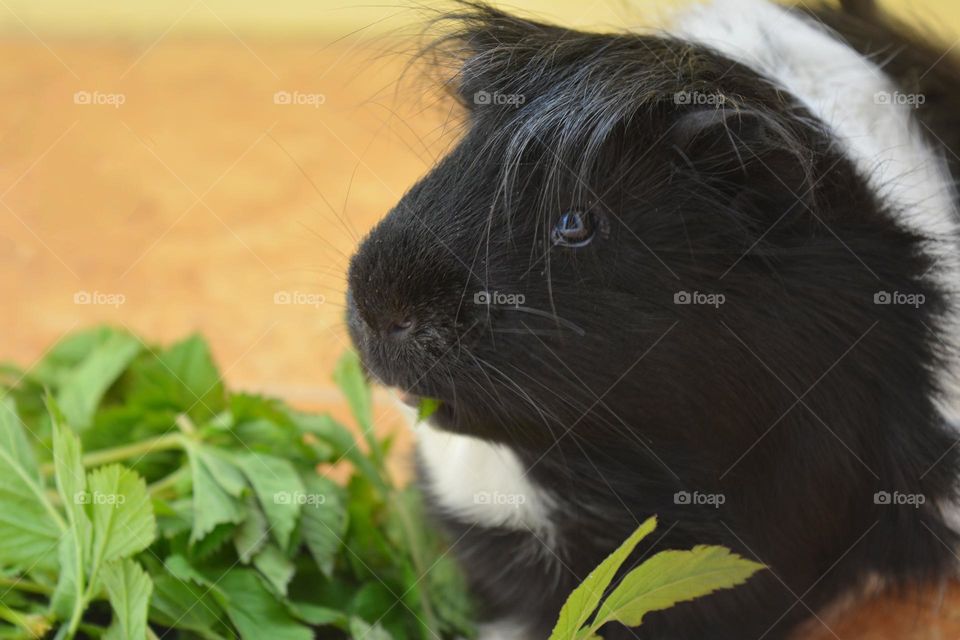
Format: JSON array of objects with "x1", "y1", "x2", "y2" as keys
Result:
[{"x1": 347, "y1": 0, "x2": 960, "y2": 637}]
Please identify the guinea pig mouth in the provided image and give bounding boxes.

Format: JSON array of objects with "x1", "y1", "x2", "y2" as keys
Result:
[{"x1": 396, "y1": 390, "x2": 457, "y2": 428}]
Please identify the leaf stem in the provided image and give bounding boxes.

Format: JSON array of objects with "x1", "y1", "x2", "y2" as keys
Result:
[
  {"x1": 0, "y1": 605, "x2": 51, "y2": 638},
  {"x1": 390, "y1": 493, "x2": 439, "y2": 637},
  {"x1": 148, "y1": 466, "x2": 190, "y2": 497},
  {"x1": 40, "y1": 432, "x2": 186, "y2": 475},
  {"x1": 0, "y1": 576, "x2": 53, "y2": 595}
]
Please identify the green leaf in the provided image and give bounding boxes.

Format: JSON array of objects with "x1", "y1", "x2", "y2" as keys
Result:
[
  {"x1": 289, "y1": 412, "x2": 386, "y2": 493},
  {"x1": 49, "y1": 534, "x2": 83, "y2": 622},
  {"x1": 425, "y1": 554, "x2": 474, "y2": 636},
  {"x1": 253, "y1": 544, "x2": 296, "y2": 596},
  {"x1": 349, "y1": 617, "x2": 393, "y2": 640},
  {"x1": 300, "y1": 475, "x2": 347, "y2": 578},
  {"x1": 332, "y1": 351, "x2": 384, "y2": 469},
  {"x1": 191, "y1": 522, "x2": 238, "y2": 559},
  {"x1": 163, "y1": 555, "x2": 216, "y2": 589},
  {"x1": 287, "y1": 601, "x2": 347, "y2": 627},
  {"x1": 49, "y1": 418, "x2": 90, "y2": 624},
  {"x1": 186, "y1": 444, "x2": 246, "y2": 542},
  {"x1": 332, "y1": 351, "x2": 373, "y2": 432},
  {"x1": 0, "y1": 397, "x2": 62, "y2": 570},
  {"x1": 127, "y1": 334, "x2": 225, "y2": 423},
  {"x1": 101, "y1": 558, "x2": 153, "y2": 640},
  {"x1": 218, "y1": 569, "x2": 312, "y2": 640},
  {"x1": 549, "y1": 516, "x2": 657, "y2": 640},
  {"x1": 31, "y1": 327, "x2": 125, "y2": 388},
  {"x1": 52, "y1": 418, "x2": 91, "y2": 558},
  {"x1": 233, "y1": 452, "x2": 304, "y2": 550},
  {"x1": 233, "y1": 496, "x2": 269, "y2": 563},
  {"x1": 87, "y1": 464, "x2": 157, "y2": 565},
  {"x1": 150, "y1": 574, "x2": 230, "y2": 640},
  {"x1": 416, "y1": 398, "x2": 441, "y2": 423},
  {"x1": 55, "y1": 331, "x2": 141, "y2": 429},
  {"x1": 590, "y1": 545, "x2": 764, "y2": 629}
]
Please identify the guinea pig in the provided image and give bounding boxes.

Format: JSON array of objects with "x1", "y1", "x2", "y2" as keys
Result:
[{"x1": 346, "y1": 0, "x2": 960, "y2": 637}]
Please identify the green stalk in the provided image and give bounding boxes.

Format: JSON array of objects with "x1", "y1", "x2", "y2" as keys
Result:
[
  {"x1": 0, "y1": 576, "x2": 53, "y2": 595},
  {"x1": 0, "y1": 604, "x2": 51, "y2": 638},
  {"x1": 390, "y1": 496, "x2": 440, "y2": 637},
  {"x1": 148, "y1": 466, "x2": 190, "y2": 497},
  {"x1": 40, "y1": 432, "x2": 186, "y2": 475}
]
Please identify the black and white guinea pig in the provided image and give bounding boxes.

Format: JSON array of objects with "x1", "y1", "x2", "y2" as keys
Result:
[{"x1": 346, "y1": 0, "x2": 960, "y2": 637}]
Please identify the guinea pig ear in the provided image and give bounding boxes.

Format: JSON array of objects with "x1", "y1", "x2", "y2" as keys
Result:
[
  {"x1": 432, "y1": 3, "x2": 564, "y2": 113},
  {"x1": 670, "y1": 107, "x2": 816, "y2": 215}
]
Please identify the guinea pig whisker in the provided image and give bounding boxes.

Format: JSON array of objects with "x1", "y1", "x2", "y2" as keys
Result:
[
  {"x1": 498, "y1": 305, "x2": 586, "y2": 337},
  {"x1": 467, "y1": 351, "x2": 558, "y2": 449},
  {"x1": 490, "y1": 328, "x2": 569, "y2": 337}
]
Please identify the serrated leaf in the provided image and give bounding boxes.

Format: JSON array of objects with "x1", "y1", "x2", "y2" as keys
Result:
[
  {"x1": 49, "y1": 419, "x2": 91, "y2": 623},
  {"x1": 32, "y1": 327, "x2": 125, "y2": 388},
  {"x1": 287, "y1": 601, "x2": 347, "y2": 627},
  {"x1": 101, "y1": 558, "x2": 153, "y2": 640},
  {"x1": 187, "y1": 444, "x2": 245, "y2": 543},
  {"x1": 0, "y1": 397, "x2": 62, "y2": 571},
  {"x1": 52, "y1": 418, "x2": 91, "y2": 556},
  {"x1": 191, "y1": 522, "x2": 239, "y2": 559},
  {"x1": 233, "y1": 452, "x2": 303, "y2": 550},
  {"x1": 549, "y1": 516, "x2": 657, "y2": 640},
  {"x1": 349, "y1": 617, "x2": 393, "y2": 640},
  {"x1": 233, "y1": 496, "x2": 269, "y2": 563},
  {"x1": 591, "y1": 545, "x2": 764, "y2": 629},
  {"x1": 55, "y1": 331, "x2": 141, "y2": 429},
  {"x1": 253, "y1": 544, "x2": 295, "y2": 596},
  {"x1": 150, "y1": 574, "x2": 230, "y2": 640},
  {"x1": 49, "y1": 533, "x2": 83, "y2": 621},
  {"x1": 289, "y1": 411, "x2": 386, "y2": 493},
  {"x1": 163, "y1": 555, "x2": 217, "y2": 590},
  {"x1": 127, "y1": 334, "x2": 225, "y2": 423},
  {"x1": 300, "y1": 475, "x2": 347, "y2": 577},
  {"x1": 87, "y1": 464, "x2": 156, "y2": 565},
  {"x1": 332, "y1": 351, "x2": 372, "y2": 432},
  {"x1": 218, "y1": 569, "x2": 312, "y2": 640}
]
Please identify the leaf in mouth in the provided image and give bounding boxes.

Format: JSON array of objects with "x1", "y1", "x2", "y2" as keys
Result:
[{"x1": 417, "y1": 397, "x2": 442, "y2": 423}]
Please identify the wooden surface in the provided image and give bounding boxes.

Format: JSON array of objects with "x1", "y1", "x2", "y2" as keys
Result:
[{"x1": 2, "y1": 27, "x2": 960, "y2": 639}]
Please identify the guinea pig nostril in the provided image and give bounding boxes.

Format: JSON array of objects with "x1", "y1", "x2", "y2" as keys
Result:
[{"x1": 386, "y1": 317, "x2": 415, "y2": 339}]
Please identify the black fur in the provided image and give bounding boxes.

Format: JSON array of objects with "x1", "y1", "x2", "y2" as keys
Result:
[{"x1": 346, "y1": 2, "x2": 960, "y2": 638}]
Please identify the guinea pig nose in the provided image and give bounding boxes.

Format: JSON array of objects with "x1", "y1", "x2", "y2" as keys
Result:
[{"x1": 386, "y1": 316, "x2": 415, "y2": 340}]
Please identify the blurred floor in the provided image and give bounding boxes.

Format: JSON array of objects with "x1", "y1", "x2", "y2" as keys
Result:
[
  {"x1": 0, "y1": 35, "x2": 452, "y2": 420},
  {"x1": 4, "y1": 1, "x2": 960, "y2": 636}
]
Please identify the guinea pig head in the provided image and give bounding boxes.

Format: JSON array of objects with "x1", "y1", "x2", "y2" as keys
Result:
[{"x1": 345, "y1": 5, "x2": 934, "y2": 461}]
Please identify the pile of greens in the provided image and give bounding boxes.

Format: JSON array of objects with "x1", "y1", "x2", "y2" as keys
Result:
[{"x1": 0, "y1": 327, "x2": 473, "y2": 639}]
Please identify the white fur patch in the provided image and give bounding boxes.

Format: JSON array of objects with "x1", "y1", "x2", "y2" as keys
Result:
[
  {"x1": 476, "y1": 619, "x2": 534, "y2": 640},
  {"x1": 396, "y1": 401, "x2": 555, "y2": 538},
  {"x1": 673, "y1": 0, "x2": 960, "y2": 414}
]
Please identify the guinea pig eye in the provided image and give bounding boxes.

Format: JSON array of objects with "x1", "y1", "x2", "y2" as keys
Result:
[{"x1": 552, "y1": 211, "x2": 599, "y2": 248}]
